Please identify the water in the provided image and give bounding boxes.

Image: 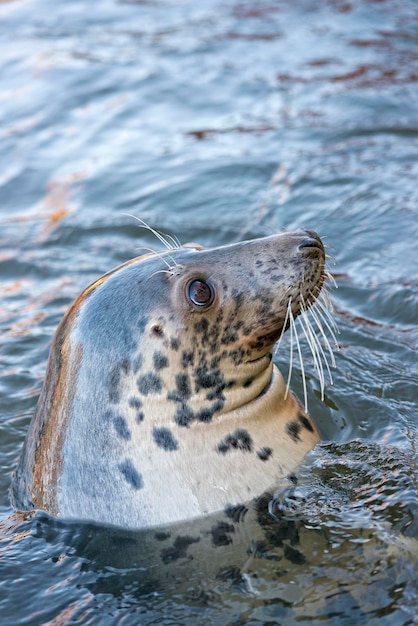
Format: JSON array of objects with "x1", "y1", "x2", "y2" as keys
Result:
[{"x1": 1, "y1": 0, "x2": 418, "y2": 623}]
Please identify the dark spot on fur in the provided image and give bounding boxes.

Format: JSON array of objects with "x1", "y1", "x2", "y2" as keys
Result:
[
  {"x1": 217, "y1": 429, "x2": 253, "y2": 455},
  {"x1": 286, "y1": 420, "x2": 301, "y2": 442},
  {"x1": 114, "y1": 415, "x2": 131, "y2": 440},
  {"x1": 233, "y1": 292, "x2": 244, "y2": 307},
  {"x1": 160, "y1": 535, "x2": 200, "y2": 564},
  {"x1": 129, "y1": 397, "x2": 142, "y2": 409},
  {"x1": 209, "y1": 355, "x2": 221, "y2": 368},
  {"x1": 221, "y1": 330, "x2": 238, "y2": 345},
  {"x1": 194, "y1": 318, "x2": 209, "y2": 335},
  {"x1": 173, "y1": 396, "x2": 224, "y2": 426},
  {"x1": 182, "y1": 351, "x2": 195, "y2": 368},
  {"x1": 137, "y1": 373, "x2": 162, "y2": 395},
  {"x1": 121, "y1": 359, "x2": 130, "y2": 374},
  {"x1": 194, "y1": 364, "x2": 224, "y2": 391},
  {"x1": 108, "y1": 365, "x2": 121, "y2": 403},
  {"x1": 211, "y1": 399, "x2": 224, "y2": 413},
  {"x1": 228, "y1": 347, "x2": 246, "y2": 366},
  {"x1": 153, "y1": 351, "x2": 169, "y2": 370},
  {"x1": 136, "y1": 411, "x2": 145, "y2": 423},
  {"x1": 257, "y1": 447, "x2": 272, "y2": 461},
  {"x1": 170, "y1": 337, "x2": 179, "y2": 351},
  {"x1": 206, "y1": 383, "x2": 226, "y2": 401},
  {"x1": 255, "y1": 292, "x2": 274, "y2": 314},
  {"x1": 243, "y1": 377, "x2": 254, "y2": 388},
  {"x1": 132, "y1": 354, "x2": 143, "y2": 373},
  {"x1": 167, "y1": 373, "x2": 192, "y2": 402},
  {"x1": 154, "y1": 531, "x2": 171, "y2": 541},
  {"x1": 118, "y1": 459, "x2": 143, "y2": 490},
  {"x1": 211, "y1": 521, "x2": 235, "y2": 547},
  {"x1": 153, "y1": 427, "x2": 179, "y2": 451},
  {"x1": 298, "y1": 413, "x2": 314, "y2": 433},
  {"x1": 174, "y1": 404, "x2": 195, "y2": 427},
  {"x1": 196, "y1": 407, "x2": 214, "y2": 423},
  {"x1": 271, "y1": 273, "x2": 285, "y2": 283},
  {"x1": 224, "y1": 503, "x2": 248, "y2": 523}
]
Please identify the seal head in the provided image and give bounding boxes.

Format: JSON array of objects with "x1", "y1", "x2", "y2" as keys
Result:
[{"x1": 13, "y1": 230, "x2": 327, "y2": 528}]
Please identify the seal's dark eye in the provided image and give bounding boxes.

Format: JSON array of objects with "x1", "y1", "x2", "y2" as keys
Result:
[{"x1": 188, "y1": 280, "x2": 214, "y2": 307}]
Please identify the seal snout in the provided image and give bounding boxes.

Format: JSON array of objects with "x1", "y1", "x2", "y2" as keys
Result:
[{"x1": 297, "y1": 229, "x2": 324, "y2": 252}]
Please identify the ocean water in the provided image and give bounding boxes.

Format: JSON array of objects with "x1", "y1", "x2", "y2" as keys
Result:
[{"x1": 1, "y1": 0, "x2": 418, "y2": 624}]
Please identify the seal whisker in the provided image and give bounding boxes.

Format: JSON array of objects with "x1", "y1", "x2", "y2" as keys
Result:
[
  {"x1": 308, "y1": 299, "x2": 337, "y2": 370},
  {"x1": 140, "y1": 247, "x2": 181, "y2": 274},
  {"x1": 164, "y1": 231, "x2": 182, "y2": 249},
  {"x1": 163, "y1": 232, "x2": 182, "y2": 250},
  {"x1": 124, "y1": 214, "x2": 181, "y2": 250},
  {"x1": 277, "y1": 268, "x2": 337, "y2": 411},
  {"x1": 135, "y1": 246, "x2": 177, "y2": 270},
  {"x1": 275, "y1": 296, "x2": 293, "y2": 399},
  {"x1": 292, "y1": 303, "x2": 308, "y2": 413},
  {"x1": 324, "y1": 268, "x2": 338, "y2": 290},
  {"x1": 323, "y1": 244, "x2": 337, "y2": 263},
  {"x1": 309, "y1": 270, "x2": 339, "y2": 363},
  {"x1": 281, "y1": 298, "x2": 309, "y2": 412},
  {"x1": 298, "y1": 298, "x2": 326, "y2": 400},
  {"x1": 149, "y1": 268, "x2": 176, "y2": 279},
  {"x1": 314, "y1": 293, "x2": 340, "y2": 342},
  {"x1": 313, "y1": 278, "x2": 336, "y2": 324},
  {"x1": 304, "y1": 297, "x2": 327, "y2": 389},
  {"x1": 276, "y1": 295, "x2": 292, "y2": 351},
  {"x1": 284, "y1": 299, "x2": 295, "y2": 402},
  {"x1": 304, "y1": 294, "x2": 337, "y2": 395}
]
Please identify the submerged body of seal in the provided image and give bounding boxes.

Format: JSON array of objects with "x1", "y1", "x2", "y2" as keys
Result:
[{"x1": 12, "y1": 229, "x2": 329, "y2": 529}]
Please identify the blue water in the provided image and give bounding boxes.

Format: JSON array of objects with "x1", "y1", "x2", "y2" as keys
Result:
[{"x1": 1, "y1": 0, "x2": 418, "y2": 624}]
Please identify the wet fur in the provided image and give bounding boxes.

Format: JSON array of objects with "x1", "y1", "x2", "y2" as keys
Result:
[{"x1": 12, "y1": 230, "x2": 332, "y2": 529}]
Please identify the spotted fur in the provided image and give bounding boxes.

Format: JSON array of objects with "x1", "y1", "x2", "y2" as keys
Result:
[
  {"x1": 153, "y1": 427, "x2": 179, "y2": 451},
  {"x1": 12, "y1": 229, "x2": 327, "y2": 529}
]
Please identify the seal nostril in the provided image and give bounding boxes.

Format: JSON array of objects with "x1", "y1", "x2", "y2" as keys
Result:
[{"x1": 298, "y1": 230, "x2": 324, "y2": 252}]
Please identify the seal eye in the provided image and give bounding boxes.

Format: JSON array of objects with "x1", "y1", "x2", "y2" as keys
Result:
[{"x1": 188, "y1": 279, "x2": 214, "y2": 307}]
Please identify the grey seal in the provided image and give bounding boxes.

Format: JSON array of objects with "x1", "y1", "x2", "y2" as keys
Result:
[{"x1": 12, "y1": 229, "x2": 329, "y2": 529}]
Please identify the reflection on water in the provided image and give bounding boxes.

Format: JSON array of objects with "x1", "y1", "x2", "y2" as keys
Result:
[{"x1": 1, "y1": 0, "x2": 418, "y2": 624}]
